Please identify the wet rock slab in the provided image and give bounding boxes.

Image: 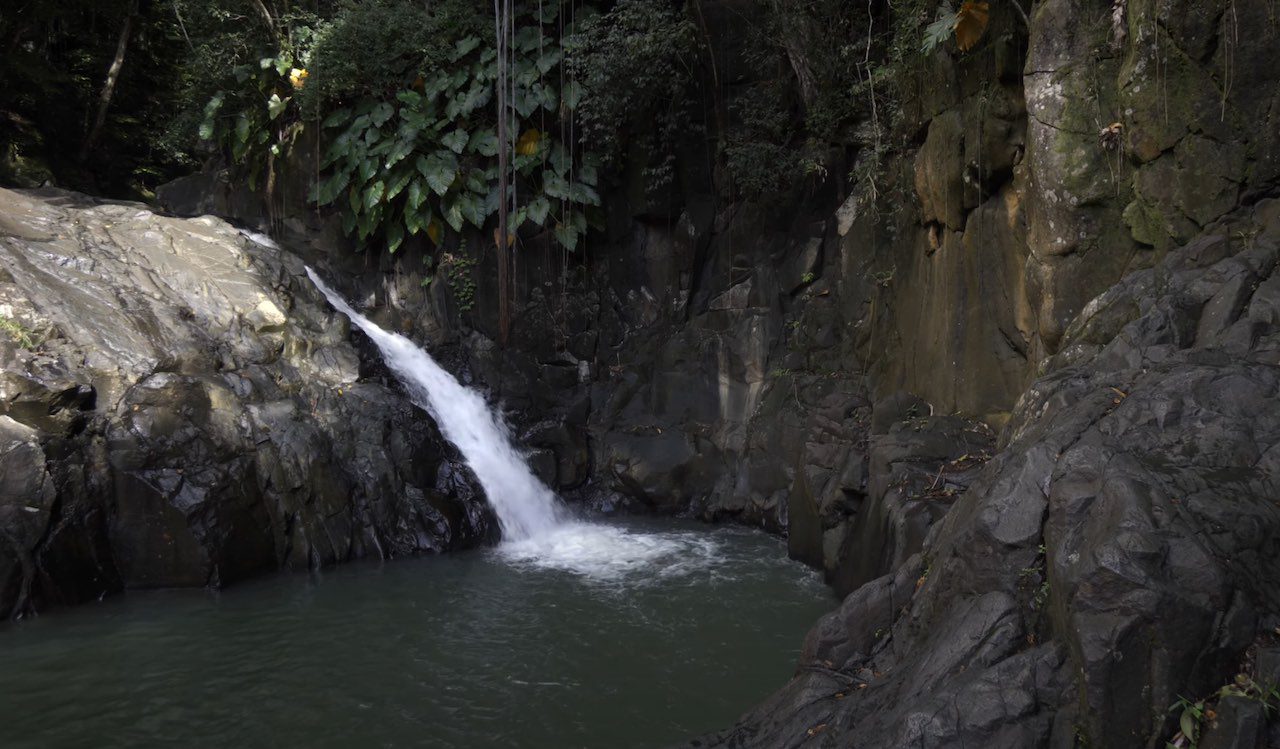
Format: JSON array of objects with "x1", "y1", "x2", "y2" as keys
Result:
[{"x1": 0, "y1": 188, "x2": 490, "y2": 618}]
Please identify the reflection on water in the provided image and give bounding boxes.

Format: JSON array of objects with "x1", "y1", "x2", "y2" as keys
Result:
[{"x1": 0, "y1": 517, "x2": 832, "y2": 749}]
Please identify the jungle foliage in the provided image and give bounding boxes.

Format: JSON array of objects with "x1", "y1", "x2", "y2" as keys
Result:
[{"x1": 1, "y1": 0, "x2": 1004, "y2": 246}]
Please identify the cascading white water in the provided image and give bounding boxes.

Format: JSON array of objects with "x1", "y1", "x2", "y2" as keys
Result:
[
  {"x1": 306, "y1": 267, "x2": 564, "y2": 541},
  {"x1": 307, "y1": 267, "x2": 732, "y2": 581}
]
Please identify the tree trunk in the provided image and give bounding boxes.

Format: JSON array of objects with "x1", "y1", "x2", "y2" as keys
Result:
[
  {"x1": 248, "y1": 0, "x2": 276, "y2": 33},
  {"x1": 80, "y1": 0, "x2": 140, "y2": 163},
  {"x1": 493, "y1": 0, "x2": 511, "y2": 345}
]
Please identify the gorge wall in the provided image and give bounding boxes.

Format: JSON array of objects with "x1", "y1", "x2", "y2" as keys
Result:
[{"x1": 4, "y1": 0, "x2": 1280, "y2": 745}]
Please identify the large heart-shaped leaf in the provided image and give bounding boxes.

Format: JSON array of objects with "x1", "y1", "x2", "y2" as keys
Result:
[
  {"x1": 527, "y1": 196, "x2": 551, "y2": 226},
  {"x1": 469, "y1": 129, "x2": 499, "y2": 156},
  {"x1": 363, "y1": 181, "x2": 386, "y2": 211},
  {"x1": 267, "y1": 93, "x2": 288, "y2": 120},
  {"x1": 417, "y1": 154, "x2": 457, "y2": 195},
  {"x1": 569, "y1": 182, "x2": 601, "y2": 207},
  {"x1": 543, "y1": 171, "x2": 570, "y2": 200},
  {"x1": 321, "y1": 107, "x2": 352, "y2": 129},
  {"x1": 442, "y1": 128, "x2": 469, "y2": 154}
]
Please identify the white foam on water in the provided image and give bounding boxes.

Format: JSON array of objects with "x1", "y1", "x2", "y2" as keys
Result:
[
  {"x1": 307, "y1": 267, "x2": 731, "y2": 582},
  {"x1": 496, "y1": 522, "x2": 725, "y2": 583}
]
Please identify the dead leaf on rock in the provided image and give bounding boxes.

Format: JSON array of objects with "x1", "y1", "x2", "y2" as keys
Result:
[{"x1": 955, "y1": 1, "x2": 990, "y2": 51}]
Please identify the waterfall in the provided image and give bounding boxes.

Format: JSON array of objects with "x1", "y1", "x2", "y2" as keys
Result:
[{"x1": 305, "y1": 267, "x2": 564, "y2": 541}]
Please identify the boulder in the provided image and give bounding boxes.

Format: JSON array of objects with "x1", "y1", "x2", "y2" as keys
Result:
[{"x1": 0, "y1": 187, "x2": 489, "y2": 619}]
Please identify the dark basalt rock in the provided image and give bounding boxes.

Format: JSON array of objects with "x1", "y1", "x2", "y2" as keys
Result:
[
  {"x1": 0, "y1": 188, "x2": 489, "y2": 619},
  {"x1": 684, "y1": 200, "x2": 1280, "y2": 749}
]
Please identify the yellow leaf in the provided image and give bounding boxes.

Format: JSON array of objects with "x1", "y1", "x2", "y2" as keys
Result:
[
  {"x1": 492, "y1": 228, "x2": 515, "y2": 248},
  {"x1": 516, "y1": 129, "x2": 541, "y2": 156},
  {"x1": 288, "y1": 68, "x2": 309, "y2": 90},
  {"x1": 426, "y1": 219, "x2": 442, "y2": 246},
  {"x1": 954, "y1": 1, "x2": 990, "y2": 52}
]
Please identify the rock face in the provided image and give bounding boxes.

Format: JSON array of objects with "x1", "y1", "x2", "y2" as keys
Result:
[
  {"x1": 137, "y1": 0, "x2": 1280, "y2": 744},
  {"x1": 684, "y1": 200, "x2": 1280, "y2": 748},
  {"x1": 0, "y1": 188, "x2": 490, "y2": 619}
]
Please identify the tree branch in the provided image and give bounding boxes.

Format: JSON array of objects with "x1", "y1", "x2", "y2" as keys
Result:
[
  {"x1": 248, "y1": 0, "x2": 276, "y2": 33},
  {"x1": 79, "y1": 0, "x2": 139, "y2": 163},
  {"x1": 1009, "y1": 0, "x2": 1031, "y2": 29}
]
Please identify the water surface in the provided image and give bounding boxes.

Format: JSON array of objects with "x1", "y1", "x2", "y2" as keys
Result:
[{"x1": 0, "y1": 518, "x2": 832, "y2": 749}]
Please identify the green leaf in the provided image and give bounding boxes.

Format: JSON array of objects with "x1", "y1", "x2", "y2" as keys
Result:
[
  {"x1": 469, "y1": 129, "x2": 499, "y2": 156},
  {"x1": 527, "y1": 196, "x2": 551, "y2": 226},
  {"x1": 458, "y1": 193, "x2": 485, "y2": 228},
  {"x1": 315, "y1": 171, "x2": 349, "y2": 205},
  {"x1": 550, "y1": 142, "x2": 572, "y2": 175},
  {"x1": 321, "y1": 135, "x2": 351, "y2": 168},
  {"x1": 364, "y1": 180, "x2": 386, "y2": 211},
  {"x1": 465, "y1": 170, "x2": 487, "y2": 195},
  {"x1": 267, "y1": 93, "x2": 288, "y2": 120},
  {"x1": 514, "y1": 27, "x2": 540, "y2": 52},
  {"x1": 563, "y1": 81, "x2": 582, "y2": 111},
  {"x1": 417, "y1": 154, "x2": 457, "y2": 195},
  {"x1": 386, "y1": 168, "x2": 414, "y2": 200},
  {"x1": 580, "y1": 159, "x2": 599, "y2": 186},
  {"x1": 322, "y1": 108, "x2": 352, "y2": 129},
  {"x1": 199, "y1": 93, "x2": 223, "y2": 141},
  {"x1": 407, "y1": 180, "x2": 426, "y2": 211},
  {"x1": 235, "y1": 116, "x2": 251, "y2": 146},
  {"x1": 922, "y1": 8, "x2": 959, "y2": 53},
  {"x1": 513, "y1": 88, "x2": 538, "y2": 119},
  {"x1": 348, "y1": 186, "x2": 362, "y2": 215},
  {"x1": 453, "y1": 36, "x2": 482, "y2": 60},
  {"x1": 1179, "y1": 711, "x2": 1197, "y2": 743},
  {"x1": 458, "y1": 84, "x2": 491, "y2": 116},
  {"x1": 386, "y1": 222, "x2": 404, "y2": 254},
  {"x1": 405, "y1": 205, "x2": 429, "y2": 235},
  {"x1": 569, "y1": 182, "x2": 601, "y2": 206},
  {"x1": 554, "y1": 222, "x2": 580, "y2": 251},
  {"x1": 357, "y1": 157, "x2": 378, "y2": 186},
  {"x1": 386, "y1": 137, "x2": 416, "y2": 169},
  {"x1": 536, "y1": 83, "x2": 559, "y2": 112},
  {"x1": 442, "y1": 128, "x2": 468, "y2": 154},
  {"x1": 536, "y1": 49, "x2": 563, "y2": 74},
  {"x1": 396, "y1": 90, "x2": 423, "y2": 108},
  {"x1": 371, "y1": 102, "x2": 394, "y2": 128},
  {"x1": 543, "y1": 171, "x2": 570, "y2": 200},
  {"x1": 341, "y1": 210, "x2": 357, "y2": 236},
  {"x1": 204, "y1": 92, "x2": 225, "y2": 116},
  {"x1": 423, "y1": 73, "x2": 450, "y2": 99},
  {"x1": 232, "y1": 116, "x2": 252, "y2": 161},
  {"x1": 444, "y1": 198, "x2": 465, "y2": 232},
  {"x1": 358, "y1": 208, "x2": 378, "y2": 239}
]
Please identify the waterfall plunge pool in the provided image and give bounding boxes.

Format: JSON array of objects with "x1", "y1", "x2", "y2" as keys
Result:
[{"x1": 0, "y1": 516, "x2": 833, "y2": 748}]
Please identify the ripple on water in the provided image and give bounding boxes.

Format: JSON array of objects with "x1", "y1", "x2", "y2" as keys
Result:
[{"x1": 0, "y1": 518, "x2": 833, "y2": 749}]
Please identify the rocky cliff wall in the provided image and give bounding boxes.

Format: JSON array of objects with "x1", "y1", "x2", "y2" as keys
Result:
[{"x1": 0, "y1": 188, "x2": 491, "y2": 620}]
